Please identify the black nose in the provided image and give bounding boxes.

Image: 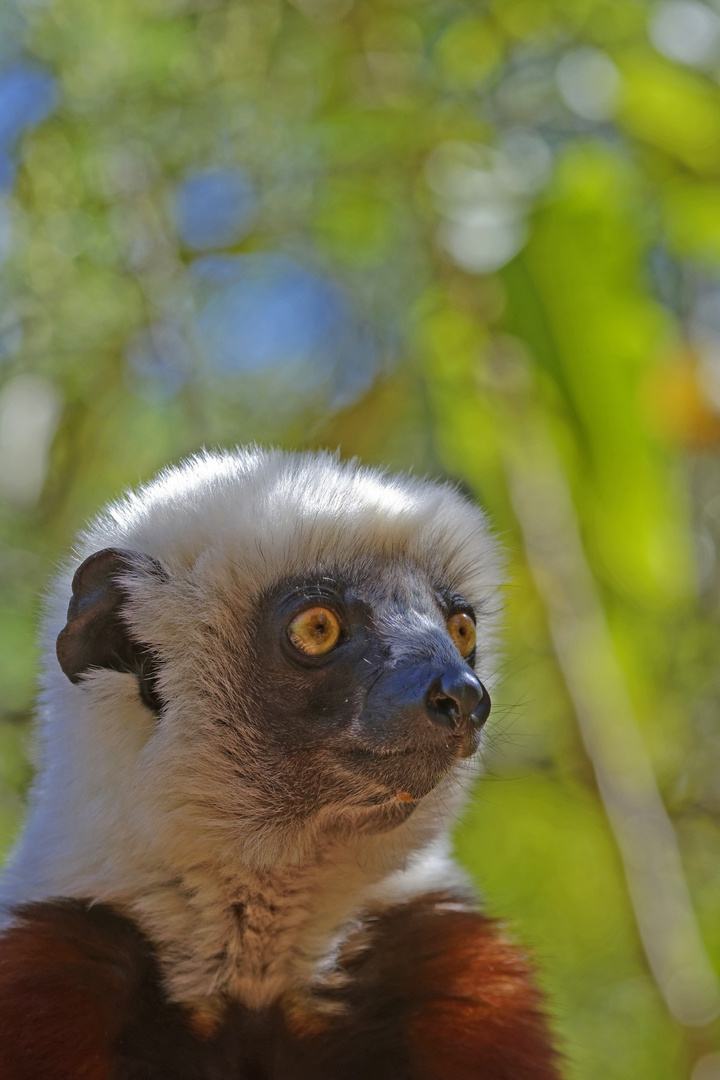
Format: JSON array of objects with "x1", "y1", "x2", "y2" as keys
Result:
[{"x1": 425, "y1": 669, "x2": 491, "y2": 731}]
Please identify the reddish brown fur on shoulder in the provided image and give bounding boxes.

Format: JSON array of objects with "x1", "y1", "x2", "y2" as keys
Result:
[
  {"x1": 338, "y1": 893, "x2": 562, "y2": 1080},
  {"x1": 0, "y1": 900, "x2": 140, "y2": 1080},
  {"x1": 405, "y1": 906, "x2": 560, "y2": 1079}
]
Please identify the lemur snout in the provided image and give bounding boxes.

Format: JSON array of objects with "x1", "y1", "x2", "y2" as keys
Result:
[{"x1": 425, "y1": 668, "x2": 491, "y2": 732}]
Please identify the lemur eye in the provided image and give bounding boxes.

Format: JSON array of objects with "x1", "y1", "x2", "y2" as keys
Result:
[
  {"x1": 288, "y1": 607, "x2": 342, "y2": 656},
  {"x1": 447, "y1": 612, "x2": 476, "y2": 659}
]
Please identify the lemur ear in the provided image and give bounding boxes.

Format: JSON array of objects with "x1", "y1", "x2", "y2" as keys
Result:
[{"x1": 56, "y1": 547, "x2": 167, "y2": 713}]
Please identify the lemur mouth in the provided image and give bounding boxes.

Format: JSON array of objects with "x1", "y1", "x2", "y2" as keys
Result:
[
  {"x1": 344, "y1": 727, "x2": 478, "y2": 765},
  {"x1": 343, "y1": 745, "x2": 419, "y2": 761},
  {"x1": 338, "y1": 738, "x2": 470, "y2": 805}
]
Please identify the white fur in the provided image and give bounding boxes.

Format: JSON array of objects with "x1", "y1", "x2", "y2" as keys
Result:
[{"x1": 0, "y1": 447, "x2": 502, "y2": 1010}]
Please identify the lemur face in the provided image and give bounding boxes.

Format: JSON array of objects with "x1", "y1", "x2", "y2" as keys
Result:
[
  {"x1": 57, "y1": 548, "x2": 491, "y2": 832},
  {"x1": 49, "y1": 449, "x2": 501, "y2": 860}
]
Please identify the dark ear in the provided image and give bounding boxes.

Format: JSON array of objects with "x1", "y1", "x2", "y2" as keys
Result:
[{"x1": 56, "y1": 547, "x2": 167, "y2": 713}]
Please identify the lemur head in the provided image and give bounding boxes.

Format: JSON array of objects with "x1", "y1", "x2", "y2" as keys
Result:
[{"x1": 21, "y1": 449, "x2": 502, "y2": 887}]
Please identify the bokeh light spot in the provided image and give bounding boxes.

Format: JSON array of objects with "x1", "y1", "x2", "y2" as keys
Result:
[
  {"x1": 650, "y1": 1, "x2": 720, "y2": 69},
  {"x1": 191, "y1": 253, "x2": 377, "y2": 405},
  {"x1": 0, "y1": 374, "x2": 61, "y2": 507},
  {"x1": 556, "y1": 47, "x2": 621, "y2": 122},
  {"x1": 174, "y1": 166, "x2": 258, "y2": 251}
]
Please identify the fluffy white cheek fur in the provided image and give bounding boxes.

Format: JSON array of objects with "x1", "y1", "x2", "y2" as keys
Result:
[{"x1": 0, "y1": 671, "x2": 154, "y2": 907}]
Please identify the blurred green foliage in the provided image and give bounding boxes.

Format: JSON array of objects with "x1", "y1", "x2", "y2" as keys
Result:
[{"x1": 2, "y1": 0, "x2": 720, "y2": 1075}]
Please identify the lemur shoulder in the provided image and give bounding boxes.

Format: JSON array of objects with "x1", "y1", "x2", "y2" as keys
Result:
[{"x1": 0, "y1": 448, "x2": 561, "y2": 1079}]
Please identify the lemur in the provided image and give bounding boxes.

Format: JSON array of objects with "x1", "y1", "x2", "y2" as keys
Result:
[{"x1": 0, "y1": 448, "x2": 561, "y2": 1079}]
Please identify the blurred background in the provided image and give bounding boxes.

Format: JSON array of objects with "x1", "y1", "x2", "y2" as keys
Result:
[{"x1": 0, "y1": 0, "x2": 720, "y2": 1074}]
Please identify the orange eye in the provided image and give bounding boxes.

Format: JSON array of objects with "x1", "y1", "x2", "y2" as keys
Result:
[
  {"x1": 447, "y1": 612, "x2": 476, "y2": 659},
  {"x1": 288, "y1": 607, "x2": 342, "y2": 656}
]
